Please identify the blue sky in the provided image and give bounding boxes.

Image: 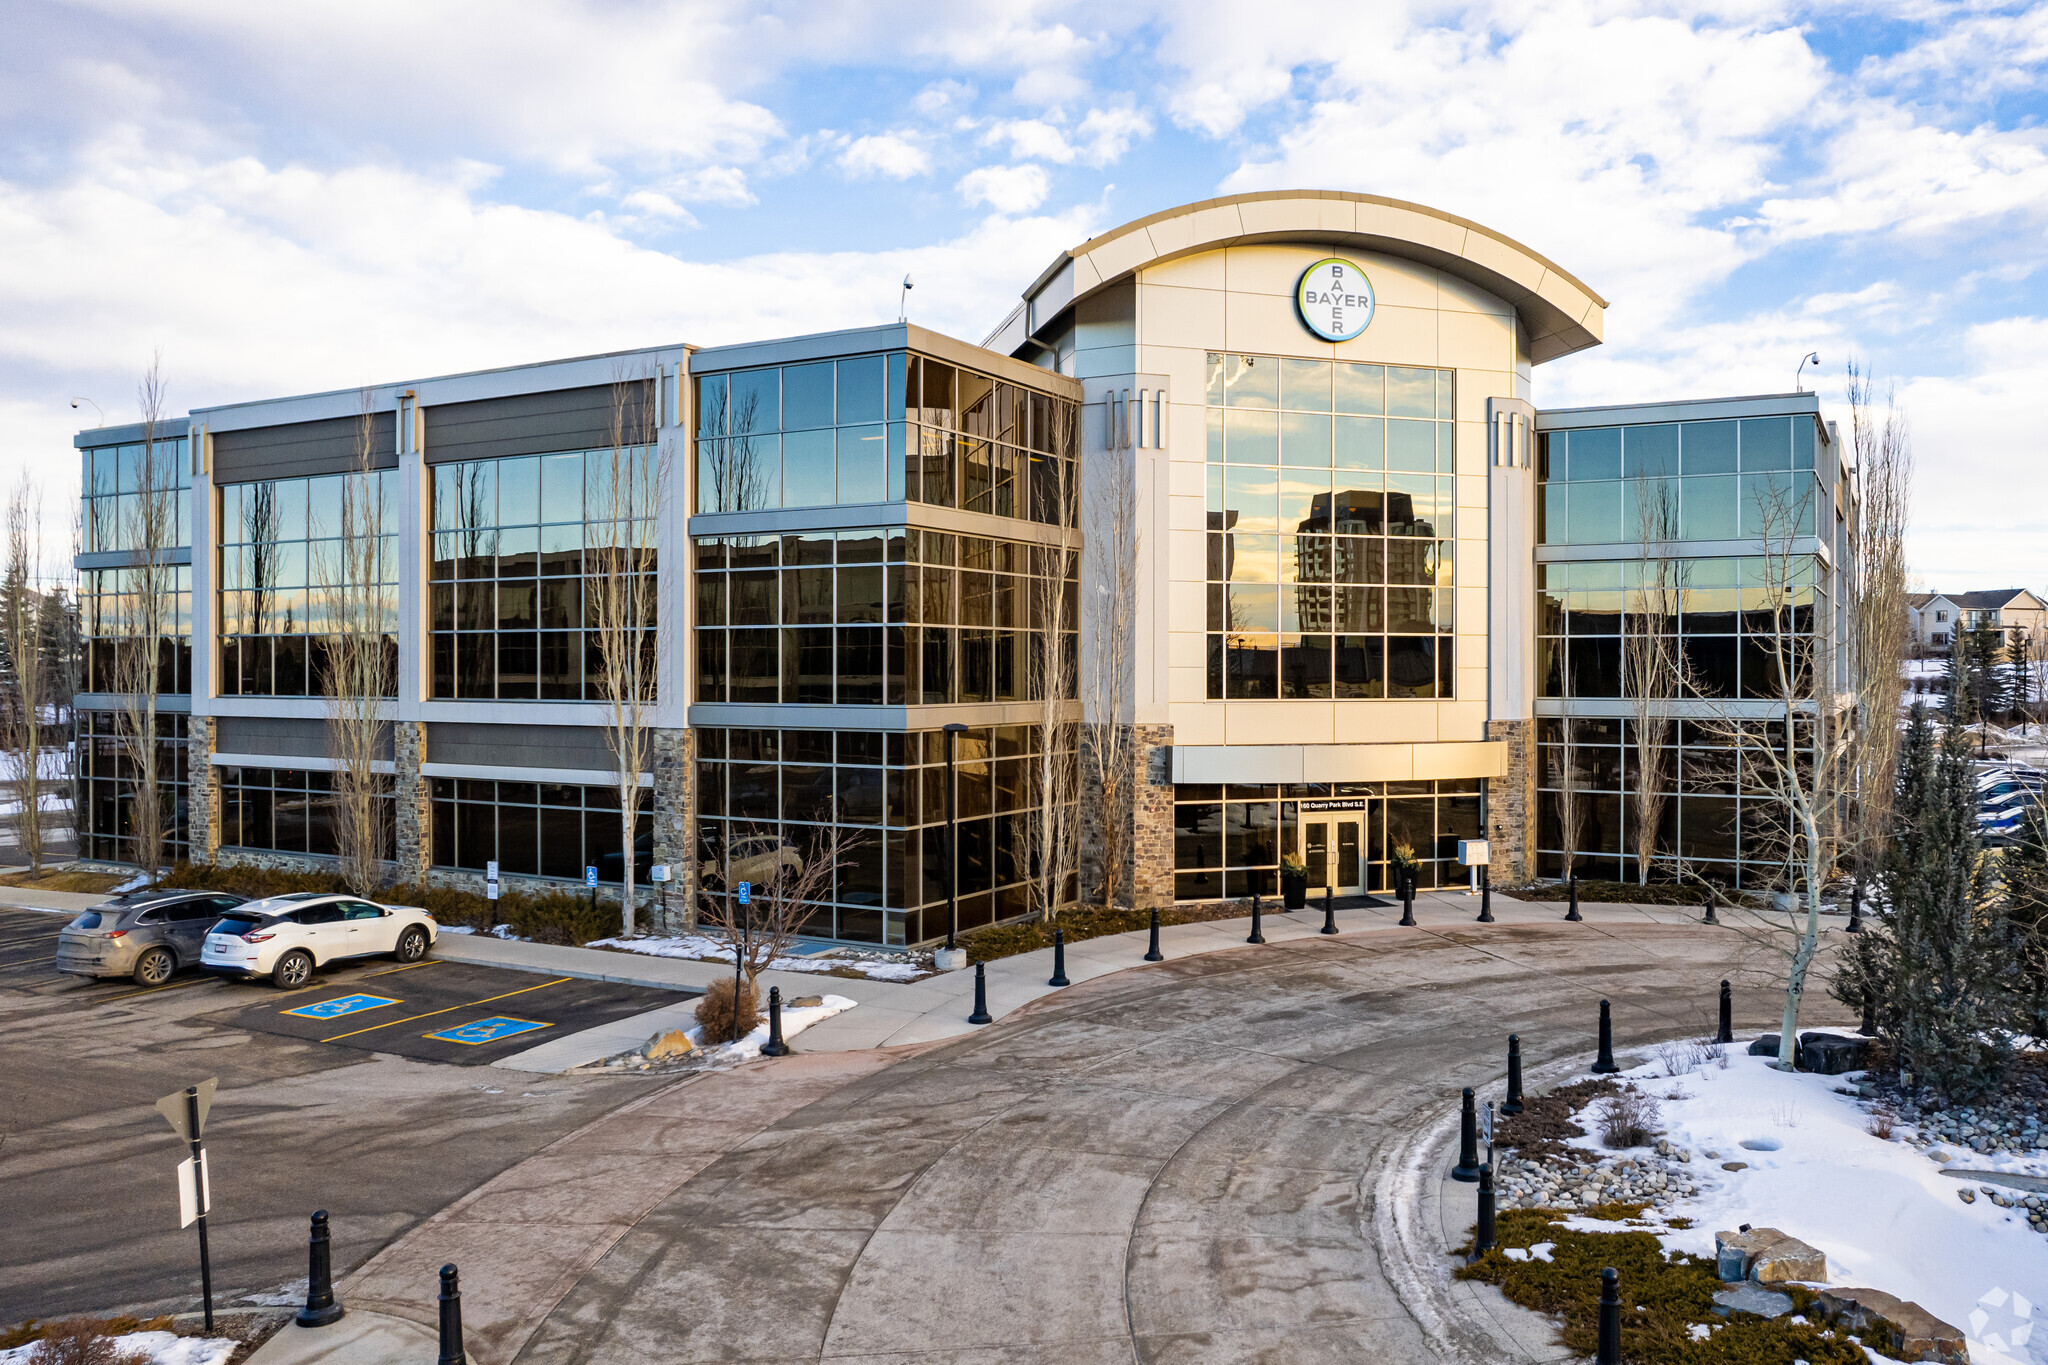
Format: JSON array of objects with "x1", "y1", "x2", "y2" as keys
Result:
[{"x1": 5, "y1": 0, "x2": 2046, "y2": 589}]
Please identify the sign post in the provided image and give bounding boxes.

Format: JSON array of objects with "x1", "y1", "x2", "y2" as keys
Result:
[
  {"x1": 585, "y1": 865, "x2": 598, "y2": 930},
  {"x1": 650, "y1": 864, "x2": 670, "y2": 931},
  {"x1": 1457, "y1": 840, "x2": 1491, "y2": 897},
  {"x1": 157, "y1": 1079, "x2": 218, "y2": 1331},
  {"x1": 733, "y1": 883, "x2": 751, "y2": 1006},
  {"x1": 485, "y1": 859, "x2": 500, "y2": 927}
]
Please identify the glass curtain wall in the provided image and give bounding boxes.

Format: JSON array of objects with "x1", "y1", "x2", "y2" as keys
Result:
[
  {"x1": 430, "y1": 779, "x2": 653, "y2": 885},
  {"x1": 75, "y1": 709, "x2": 190, "y2": 864},
  {"x1": 428, "y1": 448, "x2": 655, "y2": 700},
  {"x1": 82, "y1": 438, "x2": 189, "y2": 553},
  {"x1": 219, "y1": 765, "x2": 396, "y2": 859},
  {"x1": 694, "y1": 351, "x2": 1077, "y2": 526},
  {"x1": 1172, "y1": 780, "x2": 1482, "y2": 899},
  {"x1": 1204, "y1": 354, "x2": 1455, "y2": 699},
  {"x1": 1538, "y1": 417, "x2": 1820, "y2": 546},
  {"x1": 217, "y1": 473, "x2": 398, "y2": 697},
  {"x1": 80, "y1": 567, "x2": 192, "y2": 695},
  {"x1": 694, "y1": 725, "x2": 1075, "y2": 946},
  {"x1": 693, "y1": 528, "x2": 1078, "y2": 706}
]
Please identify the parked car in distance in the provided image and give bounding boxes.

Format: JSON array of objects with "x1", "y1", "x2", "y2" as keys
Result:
[
  {"x1": 698, "y1": 834, "x2": 803, "y2": 889},
  {"x1": 56, "y1": 890, "x2": 252, "y2": 986},
  {"x1": 201, "y1": 892, "x2": 438, "y2": 989}
]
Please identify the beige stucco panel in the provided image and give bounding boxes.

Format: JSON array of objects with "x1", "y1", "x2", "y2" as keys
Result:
[
  {"x1": 1226, "y1": 292, "x2": 1337, "y2": 358},
  {"x1": 1411, "y1": 740, "x2": 1508, "y2": 779},
  {"x1": 1142, "y1": 212, "x2": 1199, "y2": 260},
  {"x1": 1226, "y1": 703, "x2": 1335, "y2": 746},
  {"x1": 1334, "y1": 703, "x2": 1439, "y2": 744},
  {"x1": 1166, "y1": 630, "x2": 1207, "y2": 669},
  {"x1": 1433, "y1": 700, "x2": 1490, "y2": 743},
  {"x1": 1302, "y1": 744, "x2": 1414, "y2": 782},
  {"x1": 1188, "y1": 202, "x2": 1249, "y2": 249},
  {"x1": 1459, "y1": 230, "x2": 1550, "y2": 296},
  {"x1": 1081, "y1": 230, "x2": 1160, "y2": 290},
  {"x1": 1169, "y1": 700, "x2": 1226, "y2": 743},
  {"x1": 1140, "y1": 251, "x2": 1226, "y2": 290},
  {"x1": 1332, "y1": 305, "x2": 1438, "y2": 366},
  {"x1": 1352, "y1": 201, "x2": 1470, "y2": 258},
  {"x1": 1139, "y1": 282, "x2": 1228, "y2": 351},
  {"x1": 1438, "y1": 309, "x2": 1515, "y2": 375},
  {"x1": 1434, "y1": 268, "x2": 1516, "y2": 318}
]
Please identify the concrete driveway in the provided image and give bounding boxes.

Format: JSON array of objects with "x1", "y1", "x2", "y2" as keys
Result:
[{"x1": 391, "y1": 918, "x2": 1839, "y2": 1364}]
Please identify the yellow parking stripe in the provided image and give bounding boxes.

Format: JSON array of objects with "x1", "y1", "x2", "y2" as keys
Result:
[
  {"x1": 321, "y1": 977, "x2": 570, "y2": 1043},
  {"x1": 361, "y1": 959, "x2": 445, "y2": 979}
]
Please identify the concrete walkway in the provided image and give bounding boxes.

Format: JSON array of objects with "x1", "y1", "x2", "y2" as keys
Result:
[
  {"x1": 472, "y1": 889, "x2": 1742, "y2": 1070},
  {"x1": 255, "y1": 914, "x2": 1850, "y2": 1364}
]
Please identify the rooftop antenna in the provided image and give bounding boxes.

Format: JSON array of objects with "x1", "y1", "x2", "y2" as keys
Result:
[
  {"x1": 898, "y1": 274, "x2": 914, "y2": 324},
  {"x1": 1795, "y1": 352, "x2": 1820, "y2": 393},
  {"x1": 70, "y1": 397, "x2": 104, "y2": 427}
]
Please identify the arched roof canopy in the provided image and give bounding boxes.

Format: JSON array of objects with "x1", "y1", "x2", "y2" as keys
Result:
[{"x1": 999, "y1": 190, "x2": 1607, "y2": 365}]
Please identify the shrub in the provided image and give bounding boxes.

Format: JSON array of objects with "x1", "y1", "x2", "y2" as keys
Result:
[
  {"x1": 159, "y1": 862, "x2": 623, "y2": 945},
  {"x1": 1596, "y1": 1088, "x2": 1661, "y2": 1148},
  {"x1": 27, "y1": 1320, "x2": 153, "y2": 1365},
  {"x1": 695, "y1": 976, "x2": 759, "y2": 1045}
]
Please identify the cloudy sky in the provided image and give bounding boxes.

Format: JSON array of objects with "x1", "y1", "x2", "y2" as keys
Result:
[{"x1": 6, "y1": 0, "x2": 2045, "y2": 589}]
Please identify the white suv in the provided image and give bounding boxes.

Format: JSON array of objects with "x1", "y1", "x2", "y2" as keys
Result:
[{"x1": 201, "y1": 893, "x2": 438, "y2": 989}]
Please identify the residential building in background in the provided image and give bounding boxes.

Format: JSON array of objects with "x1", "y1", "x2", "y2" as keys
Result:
[
  {"x1": 72, "y1": 190, "x2": 1863, "y2": 935},
  {"x1": 1907, "y1": 589, "x2": 2044, "y2": 654}
]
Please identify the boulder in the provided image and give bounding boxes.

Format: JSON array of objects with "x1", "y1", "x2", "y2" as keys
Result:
[
  {"x1": 1817, "y1": 1287, "x2": 1968, "y2": 1365},
  {"x1": 645, "y1": 1029, "x2": 695, "y2": 1061},
  {"x1": 1712, "y1": 1284, "x2": 1794, "y2": 1319},
  {"x1": 1748, "y1": 1033, "x2": 1783, "y2": 1057},
  {"x1": 1797, "y1": 1031, "x2": 1871, "y2": 1075},
  {"x1": 789, "y1": 994, "x2": 824, "y2": 1008},
  {"x1": 1713, "y1": 1227, "x2": 1826, "y2": 1284}
]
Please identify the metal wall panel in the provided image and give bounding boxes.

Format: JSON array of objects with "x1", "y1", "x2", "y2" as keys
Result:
[
  {"x1": 214, "y1": 413, "x2": 397, "y2": 484},
  {"x1": 425, "y1": 721, "x2": 614, "y2": 771},
  {"x1": 422, "y1": 382, "x2": 656, "y2": 465}
]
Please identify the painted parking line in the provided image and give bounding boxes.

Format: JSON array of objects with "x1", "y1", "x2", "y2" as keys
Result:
[
  {"x1": 360, "y1": 958, "x2": 444, "y2": 979},
  {"x1": 282, "y1": 993, "x2": 400, "y2": 1020},
  {"x1": 423, "y1": 1015, "x2": 551, "y2": 1046},
  {"x1": 321, "y1": 976, "x2": 570, "y2": 1043},
  {"x1": 96, "y1": 977, "x2": 221, "y2": 1003}
]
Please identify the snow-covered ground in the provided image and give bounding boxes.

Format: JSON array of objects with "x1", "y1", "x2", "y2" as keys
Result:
[
  {"x1": 0, "y1": 1330, "x2": 237, "y2": 1365},
  {"x1": 588, "y1": 933, "x2": 928, "y2": 982},
  {"x1": 592, "y1": 991, "x2": 859, "y2": 1069},
  {"x1": 1550, "y1": 1049, "x2": 2047, "y2": 1364}
]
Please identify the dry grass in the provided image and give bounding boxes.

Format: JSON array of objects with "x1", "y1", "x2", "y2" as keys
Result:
[
  {"x1": 1596, "y1": 1088, "x2": 1662, "y2": 1148},
  {"x1": 694, "y1": 976, "x2": 760, "y2": 1045},
  {"x1": 0, "y1": 869, "x2": 135, "y2": 894}
]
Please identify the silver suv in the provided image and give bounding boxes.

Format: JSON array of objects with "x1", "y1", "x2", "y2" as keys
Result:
[{"x1": 56, "y1": 890, "x2": 252, "y2": 986}]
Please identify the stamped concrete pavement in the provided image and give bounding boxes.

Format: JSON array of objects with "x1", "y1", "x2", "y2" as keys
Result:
[{"x1": 309, "y1": 916, "x2": 1844, "y2": 1364}]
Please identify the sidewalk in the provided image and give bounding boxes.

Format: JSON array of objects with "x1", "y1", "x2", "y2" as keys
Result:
[
  {"x1": 476, "y1": 888, "x2": 1727, "y2": 1072},
  {"x1": 0, "y1": 885, "x2": 107, "y2": 914}
]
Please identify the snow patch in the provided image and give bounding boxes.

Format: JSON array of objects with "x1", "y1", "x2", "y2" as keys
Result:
[
  {"x1": 0, "y1": 1331, "x2": 236, "y2": 1365},
  {"x1": 589, "y1": 933, "x2": 927, "y2": 981}
]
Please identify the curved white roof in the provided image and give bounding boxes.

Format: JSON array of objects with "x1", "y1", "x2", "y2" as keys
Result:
[{"x1": 1002, "y1": 190, "x2": 1607, "y2": 365}]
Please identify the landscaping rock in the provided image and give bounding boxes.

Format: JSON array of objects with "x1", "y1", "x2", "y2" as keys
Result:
[
  {"x1": 1713, "y1": 1228, "x2": 1826, "y2": 1284},
  {"x1": 1721, "y1": 1161, "x2": 1747, "y2": 1172},
  {"x1": 1817, "y1": 1287, "x2": 1968, "y2": 1365},
  {"x1": 1712, "y1": 1283, "x2": 1794, "y2": 1319},
  {"x1": 1747, "y1": 1034, "x2": 1782, "y2": 1057},
  {"x1": 1714, "y1": 1228, "x2": 1782, "y2": 1279},
  {"x1": 1797, "y1": 1031, "x2": 1871, "y2": 1075},
  {"x1": 645, "y1": 1029, "x2": 695, "y2": 1061},
  {"x1": 1957, "y1": 1188, "x2": 1976, "y2": 1204},
  {"x1": 789, "y1": 995, "x2": 824, "y2": 1008}
]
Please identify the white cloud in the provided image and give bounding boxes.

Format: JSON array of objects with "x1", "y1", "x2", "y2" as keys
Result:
[
  {"x1": 838, "y1": 133, "x2": 931, "y2": 180},
  {"x1": 956, "y1": 163, "x2": 1051, "y2": 215},
  {"x1": 913, "y1": 79, "x2": 976, "y2": 116}
]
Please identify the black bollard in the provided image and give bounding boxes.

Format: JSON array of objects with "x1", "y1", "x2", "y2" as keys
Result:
[
  {"x1": 1476, "y1": 867, "x2": 1493, "y2": 923},
  {"x1": 1702, "y1": 882, "x2": 1719, "y2": 926},
  {"x1": 1247, "y1": 892, "x2": 1266, "y2": 945},
  {"x1": 1048, "y1": 929, "x2": 1070, "y2": 987},
  {"x1": 761, "y1": 986, "x2": 789, "y2": 1057},
  {"x1": 1320, "y1": 883, "x2": 1339, "y2": 935},
  {"x1": 295, "y1": 1210, "x2": 344, "y2": 1328},
  {"x1": 437, "y1": 1264, "x2": 466, "y2": 1365},
  {"x1": 1717, "y1": 980, "x2": 1733, "y2": 1044},
  {"x1": 1472, "y1": 1164, "x2": 1497, "y2": 1260},
  {"x1": 1502, "y1": 1034, "x2": 1525, "y2": 1115},
  {"x1": 1596, "y1": 1266, "x2": 1622, "y2": 1365},
  {"x1": 1847, "y1": 882, "x2": 1863, "y2": 934},
  {"x1": 1592, "y1": 998, "x2": 1619, "y2": 1073},
  {"x1": 1144, "y1": 906, "x2": 1164, "y2": 961},
  {"x1": 1452, "y1": 1087, "x2": 1483, "y2": 1182},
  {"x1": 1565, "y1": 871, "x2": 1583, "y2": 922},
  {"x1": 1398, "y1": 871, "x2": 1416, "y2": 927},
  {"x1": 967, "y1": 961, "x2": 992, "y2": 1024}
]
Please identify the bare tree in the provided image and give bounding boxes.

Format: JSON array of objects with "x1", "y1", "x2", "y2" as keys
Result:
[
  {"x1": 1082, "y1": 436, "x2": 1139, "y2": 908},
  {"x1": 590, "y1": 370, "x2": 670, "y2": 935},
  {"x1": 2, "y1": 476, "x2": 51, "y2": 873},
  {"x1": 55, "y1": 501, "x2": 83, "y2": 859},
  {"x1": 695, "y1": 824, "x2": 852, "y2": 987},
  {"x1": 1021, "y1": 455, "x2": 1082, "y2": 923},
  {"x1": 113, "y1": 356, "x2": 178, "y2": 883},
  {"x1": 1678, "y1": 483, "x2": 1858, "y2": 1070},
  {"x1": 701, "y1": 385, "x2": 772, "y2": 513},
  {"x1": 321, "y1": 392, "x2": 392, "y2": 895},
  {"x1": 1845, "y1": 364, "x2": 1912, "y2": 901},
  {"x1": 1624, "y1": 478, "x2": 1683, "y2": 883},
  {"x1": 1555, "y1": 718, "x2": 1585, "y2": 881}
]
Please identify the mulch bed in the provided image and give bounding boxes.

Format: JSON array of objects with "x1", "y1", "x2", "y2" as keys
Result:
[
  {"x1": 1494, "y1": 1076, "x2": 1623, "y2": 1162},
  {"x1": 962, "y1": 899, "x2": 1254, "y2": 964}
]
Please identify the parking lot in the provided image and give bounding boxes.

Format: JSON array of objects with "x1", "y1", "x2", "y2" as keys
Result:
[{"x1": 0, "y1": 902, "x2": 690, "y2": 1323}]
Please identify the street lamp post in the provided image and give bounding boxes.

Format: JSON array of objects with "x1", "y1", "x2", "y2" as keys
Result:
[{"x1": 935, "y1": 723, "x2": 970, "y2": 971}]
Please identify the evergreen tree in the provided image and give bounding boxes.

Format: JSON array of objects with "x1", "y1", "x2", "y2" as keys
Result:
[
  {"x1": 1944, "y1": 639, "x2": 1978, "y2": 727},
  {"x1": 1970, "y1": 624, "x2": 2009, "y2": 722},
  {"x1": 1873, "y1": 712, "x2": 2030, "y2": 1102},
  {"x1": 2000, "y1": 801, "x2": 2048, "y2": 1039}
]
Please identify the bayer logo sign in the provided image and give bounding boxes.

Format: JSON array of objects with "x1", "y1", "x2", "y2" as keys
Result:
[{"x1": 1296, "y1": 257, "x2": 1376, "y2": 341}]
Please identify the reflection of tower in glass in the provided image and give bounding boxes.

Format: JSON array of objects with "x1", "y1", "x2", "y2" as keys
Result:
[{"x1": 1207, "y1": 509, "x2": 1238, "y2": 583}]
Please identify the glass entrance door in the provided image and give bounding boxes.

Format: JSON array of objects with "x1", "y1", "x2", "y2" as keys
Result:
[{"x1": 1303, "y1": 814, "x2": 1366, "y2": 896}]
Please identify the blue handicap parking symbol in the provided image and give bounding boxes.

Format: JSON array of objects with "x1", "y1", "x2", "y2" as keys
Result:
[
  {"x1": 424, "y1": 1016, "x2": 552, "y2": 1046},
  {"x1": 283, "y1": 993, "x2": 400, "y2": 1020}
]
